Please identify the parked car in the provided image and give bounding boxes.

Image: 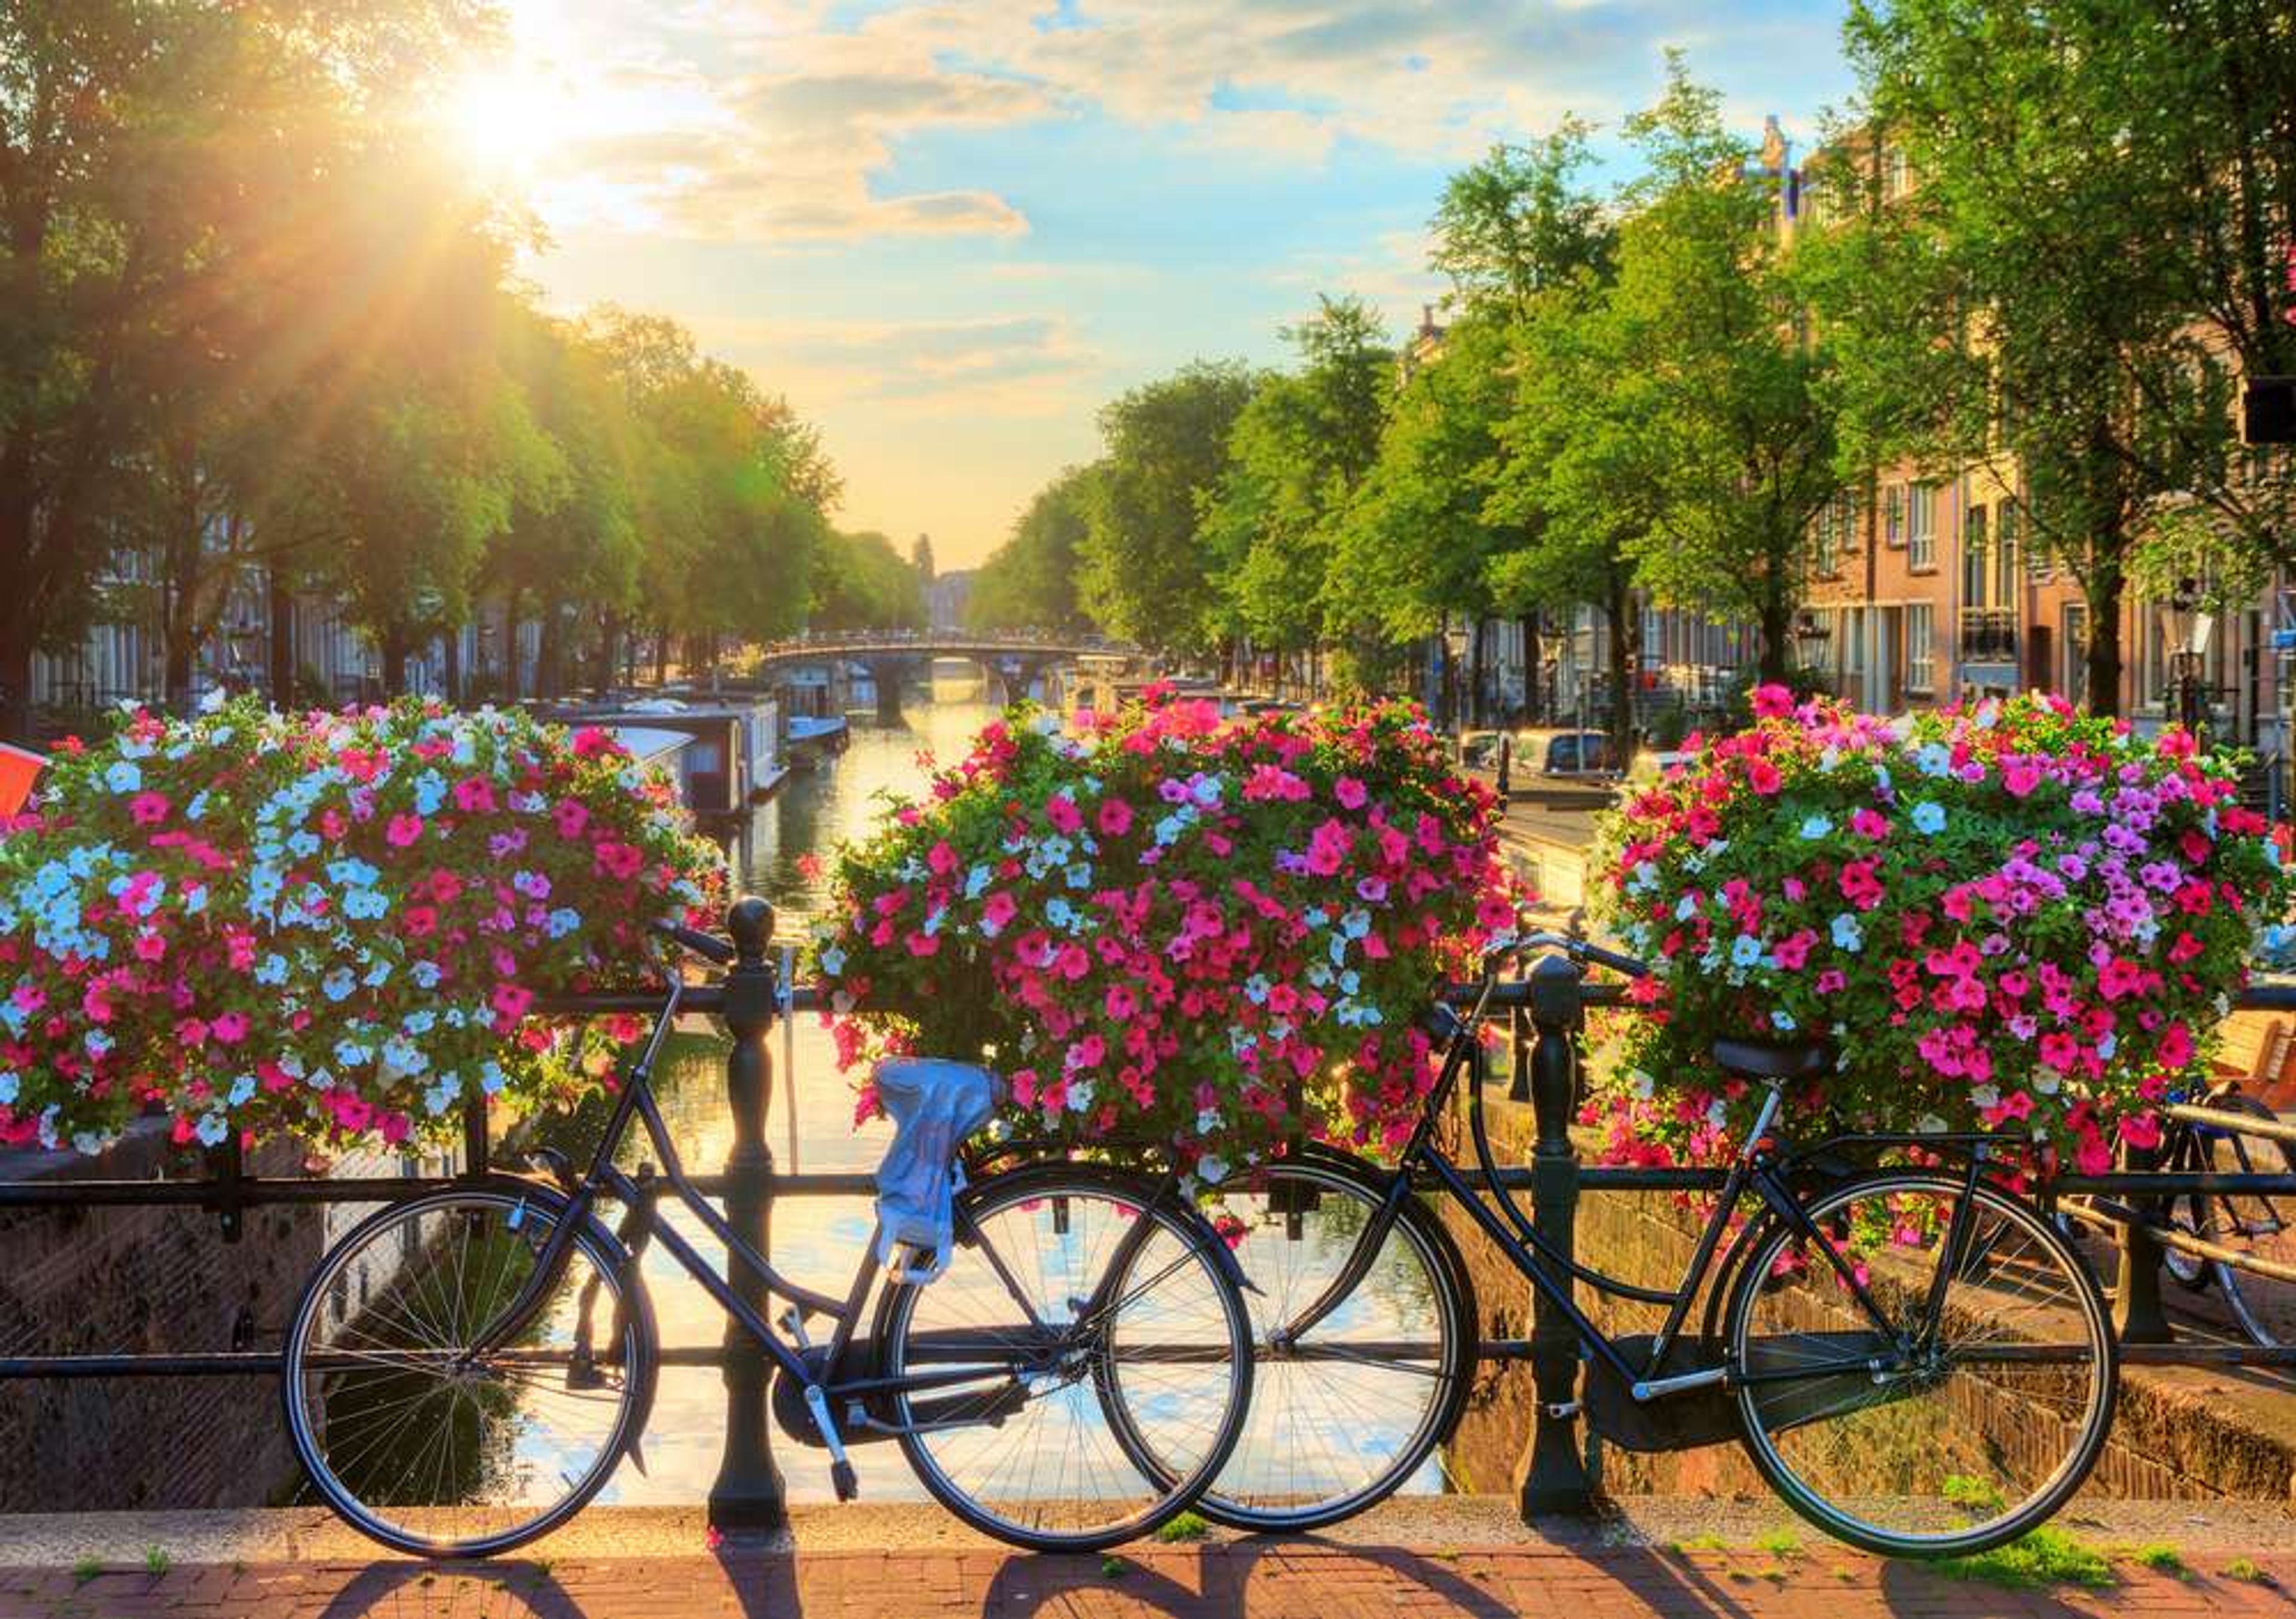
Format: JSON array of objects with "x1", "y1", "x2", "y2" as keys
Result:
[{"x1": 1542, "y1": 730, "x2": 1617, "y2": 775}]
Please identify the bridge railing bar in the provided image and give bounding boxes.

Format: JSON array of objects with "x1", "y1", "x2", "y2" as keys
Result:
[{"x1": 3, "y1": 914, "x2": 2295, "y2": 1527}]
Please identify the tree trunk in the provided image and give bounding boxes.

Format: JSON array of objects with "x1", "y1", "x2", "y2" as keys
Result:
[
  {"x1": 593, "y1": 611, "x2": 621, "y2": 694},
  {"x1": 500, "y1": 590, "x2": 524, "y2": 700},
  {"x1": 266, "y1": 562, "x2": 295, "y2": 706},
  {"x1": 0, "y1": 621, "x2": 32, "y2": 746},
  {"x1": 652, "y1": 618, "x2": 670, "y2": 687},
  {"x1": 1467, "y1": 620, "x2": 1486, "y2": 730},
  {"x1": 1606, "y1": 580, "x2": 1638, "y2": 756},
  {"x1": 1757, "y1": 595, "x2": 1794, "y2": 684},
  {"x1": 443, "y1": 625, "x2": 463, "y2": 705},
  {"x1": 380, "y1": 621, "x2": 411, "y2": 697},
  {"x1": 536, "y1": 597, "x2": 563, "y2": 700},
  {"x1": 1521, "y1": 613, "x2": 1539, "y2": 725},
  {"x1": 2084, "y1": 552, "x2": 2126, "y2": 719}
]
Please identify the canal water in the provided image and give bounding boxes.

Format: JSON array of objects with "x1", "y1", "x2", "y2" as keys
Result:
[{"x1": 605, "y1": 677, "x2": 1002, "y2": 1503}]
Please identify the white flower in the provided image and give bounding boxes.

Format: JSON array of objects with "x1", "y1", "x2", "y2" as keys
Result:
[{"x1": 198, "y1": 686, "x2": 228, "y2": 714}]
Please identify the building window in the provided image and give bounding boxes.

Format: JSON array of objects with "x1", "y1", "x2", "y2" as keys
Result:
[
  {"x1": 1883, "y1": 146, "x2": 1911, "y2": 200},
  {"x1": 1908, "y1": 483, "x2": 1936, "y2": 569},
  {"x1": 1907, "y1": 602, "x2": 1935, "y2": 694},
  {"x1": 1884, "y1": 484, "x2": 1906, "y2": 547},
  {"x1": 1962, "y1": 502, "x2": 1990, "y2": 609}
]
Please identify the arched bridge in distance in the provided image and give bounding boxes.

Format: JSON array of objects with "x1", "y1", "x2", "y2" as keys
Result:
[{"x1": 755, "y1": 635, "x2": 1136, "y2": 722}]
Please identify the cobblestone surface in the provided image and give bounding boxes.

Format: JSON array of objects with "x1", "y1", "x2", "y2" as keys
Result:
[{"x1": 0, "y1": 1541, "x2": 2290, "y2": 1619}]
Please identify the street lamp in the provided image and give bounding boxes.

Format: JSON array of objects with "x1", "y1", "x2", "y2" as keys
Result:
[
  {"x1": 1792, "y1": 608, "x2": 1832, "y2": 687},
  {"x1": 2157, "y1": 576, "x2": 2212, "y2": 736}
]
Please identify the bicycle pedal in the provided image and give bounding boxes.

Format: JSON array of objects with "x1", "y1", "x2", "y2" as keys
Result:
[{"x1": 831, "y1": 1459, "x2": 858, "y2": 1502}]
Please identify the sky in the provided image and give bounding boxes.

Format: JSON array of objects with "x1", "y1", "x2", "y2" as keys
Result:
[{"x1": 466, "y1": 1, "x2": 1857, "y2": 570}]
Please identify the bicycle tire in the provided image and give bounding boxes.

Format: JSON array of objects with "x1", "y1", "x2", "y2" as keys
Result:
[
  {"x1": 871, "y1": 1162, "x2": 1253, "y2": 1551},
  {"x1": 1097, "y1": 1150, "x2": 1478, "y2": 1531},
  {"x1": 1724, "y1": 1170, "x2": 2115, "y2": 1559},
  {"x1": 282, "y1": 1182, "x2": 656, "y2": 1558}
]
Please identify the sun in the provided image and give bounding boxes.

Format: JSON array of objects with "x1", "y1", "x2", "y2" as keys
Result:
[{"x1": 439, "y1": 63, "x2": 569, "y2": 176}]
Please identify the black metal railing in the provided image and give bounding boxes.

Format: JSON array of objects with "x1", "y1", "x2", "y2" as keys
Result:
[
  {"x1": 2, "y1": 900, "x2": 2293, "y2": 1527},
  {"x1": 1958, "y1": 606, "x2": 2019, "y2": 664}
]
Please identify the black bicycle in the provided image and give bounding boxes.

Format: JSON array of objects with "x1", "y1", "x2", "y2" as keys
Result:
[
  {"x1": 280, "y1": 923, "x2": 1254, "y2": 1557},
  {"x1": 1104, "y1": 932, "x2": 2118, "y2": 1559}
]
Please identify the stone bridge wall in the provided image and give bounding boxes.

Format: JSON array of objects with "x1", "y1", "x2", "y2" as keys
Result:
[
  {"x1": 1439, "y1": 1085, "x2": 2296, "y2": 1508},
  {"x1": 0, "y1": 1130, "x2": 437, "y2": 1511}
]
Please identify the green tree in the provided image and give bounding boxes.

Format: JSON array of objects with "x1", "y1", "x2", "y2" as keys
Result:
[
  {"x1": 1430, "y1": 121, "x2": 1614, "y2": 315},
  {"x1": 0, "y1": 0, "x2": 498, "y2": 736},
  {"x1": 1201, "y1": 295, "x2": 1392, "y2": 688},
  {"x1": 1843, "y1": 0, "x2": 2245, "y2": 714},
  {"x1": 1341, "y1": 119, "x2": 1616, "y2": 717},
  {"x1": 968, "y1": 464, "x2": 1101, "y2": 634},
  {"x1": 1077, "y1": 360, "x2": 1255, "y2": 651},
  {"x1": 811, "y1": 529, "x2": 926, "y2": 632},
  {"x1": 1608, "y1": 59, "x2": 1841, "y2": 682}
]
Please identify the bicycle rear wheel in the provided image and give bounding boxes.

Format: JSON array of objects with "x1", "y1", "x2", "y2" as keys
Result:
[
  {"x1": 872, "y1": 1164, "x2": 1251, "y2": 1551},
  {"x1": 1726, "y1": 1172, "x2": 2114, "y2": 1558},
  {"x1": 282, "y1": 1185, "x2": 655, "y2": 1557}
]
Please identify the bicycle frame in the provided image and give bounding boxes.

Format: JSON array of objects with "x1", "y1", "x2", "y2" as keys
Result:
[
  {"x1": 464, "y1": 972, "x2": 1176, "y2": 1452},
  {"x1": 1274, "y1": 969, "x2": 1995, "y2": 1401}
]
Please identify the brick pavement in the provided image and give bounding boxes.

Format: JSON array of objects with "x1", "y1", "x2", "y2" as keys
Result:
[{"x1": 1, "y1": 1542, "x2": 2290, "y2": 1619}]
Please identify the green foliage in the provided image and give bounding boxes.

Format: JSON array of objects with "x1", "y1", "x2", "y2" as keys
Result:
[
  {"x1": 1077, "y1": 361, "x2": 1256, "y2": 651},
  {"x1": 142, "y1": 1545, "x2": 170, "y2": 1579},
  {"x1": 2129, "y1": 1543, "x2": 2185, "y2": 1577},
  {"x1": 1935, "y1": 1526, "x2": 2116, "y2": 1591},
  {"x1": 969, "y1": 465, "x2": 1101, "y2": 635},
  {"x1": 2223, "y1": 1557, "x2": 2273, "y2": 1586},
  {"x1": 1202, "y1": 296, "x2": 1392, "y2": 652},
  {"x1": 811, "y1": 530, "x2": 927, "y2": 632},
  {"x1": 1430, "y1": 123, "x2": 1614, "y2": 312}
]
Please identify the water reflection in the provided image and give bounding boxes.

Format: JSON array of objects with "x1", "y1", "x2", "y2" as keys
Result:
[{"x1": 597, "y1": 677, "x2": 1006, "y2": 1504}]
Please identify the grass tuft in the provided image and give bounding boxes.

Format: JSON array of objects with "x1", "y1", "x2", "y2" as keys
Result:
[
  {"x1": 2222, "y1": 1557, "x2": 2274, "y2": 1586},
  {"x1": 1100, "y1": 1554, "x2": 1128, "y2": 1579},
  {"x1": 1153, "y1": 1511, "x2": 1210, "y2": 1544},
  {"x1": 2129, "y1": 1543, "x2": 2186, "y2": 1577},
  {"x1": 142, "y1": 1545, "x2": 171, "y2": 1580},
  {"x1": 1753, "y1": 1529, "x2": 1803, "y2": 1558},
  {"x1": 1668, "y1": 1533, "x2": 1730, "y2": 1553},
  {"x1": 1935, "y1": 1527, "x2": 2116, "y2": 1591},
  {"x1": 69, "y1": 1558, "x2": 101, "y2": 1587}
]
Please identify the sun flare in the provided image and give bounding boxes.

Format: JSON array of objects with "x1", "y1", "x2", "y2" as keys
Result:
[{"x1": 439, "y1": 64, "x2": 569, "y2": 175}]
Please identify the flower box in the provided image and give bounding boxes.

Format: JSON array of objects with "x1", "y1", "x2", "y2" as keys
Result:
[
  {"x1": 813, "y1": 693, "x2": 1516, "y2": 1179},
  {"x1": 1584, "y1": 689, "x2": 2291, "y2": 1173},
  {"x1": 0, "y1": 697, "x2": 726, "y2": 1154}
]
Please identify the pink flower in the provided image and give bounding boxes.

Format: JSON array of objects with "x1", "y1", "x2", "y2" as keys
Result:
[
  {"x1": 1045, "y1": 794, "x2": 1083, "y2": 834},
  {"x1": 490, "y1": 983, "x2": 534, "y2": 1023},
  {"x1": 1333, "y1": 776, "x2": 1368, "y2": 810},
  {"x1": 385, "y1": 813, "x2": 425, "y2": 848},
  {"x1": 211, "y1": 1011, "x2": 248, "y2": 1045},
  {"x1": 1750, "y1": 684, "x2": 1795, "y2": 719},
  {"x1": 1097, "y1": 799, "x2": 1134, "y2": 837},
  {"x1": 981, "y1": 892, "x2": 1019, "y2": 934},
  {"x1": 552, "y1": 800, "x2": 589, "y2": 840},
  {"x1": 452, "y1": 777, "x2": 497, "y2": 814},
  {"x1": 1745, "y1": 758, "x2": 1782, "y2": 796},
  {"x1": 129, "y1": 791, "x2": 170, "y2": 826}
]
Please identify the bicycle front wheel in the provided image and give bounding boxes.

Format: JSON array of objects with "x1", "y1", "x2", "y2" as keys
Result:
[
  {"x1": 282, "y1": 1185, "x2": 655, "y2": 1557},
  {"x1": 1727, "y1": 1172, "x2": 2115, "y2": 1558},
  {"x1": 1106, "y1": 1152, "x2": 1476, "y2": 1530},
  {"x1": 873, "y1": 1164, "x2": 1252, "y2": 1551},
  {"x1": 2190, "y1": 1094, "x2": 2296, "y2": 1346}
]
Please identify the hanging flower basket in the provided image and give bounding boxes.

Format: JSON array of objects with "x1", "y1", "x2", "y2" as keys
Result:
[
  {"x1": 1583, "y1": 688, "x2": 2292, "y2": 1175},
  {"x1": 813, "y1": 693, "x2": 1519, "y2": 1180},
  {"x1": 0, "y1": 697, "x2": 726, "y2": 1154}
]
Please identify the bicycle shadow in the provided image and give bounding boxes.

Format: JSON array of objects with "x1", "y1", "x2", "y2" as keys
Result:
[
  {"x1": 973, "y1": 1536, "x2": 1785, "y2": 1619},
  {"x1": 301, "y1": 1544, "x2": 801, "y2": 1619}
]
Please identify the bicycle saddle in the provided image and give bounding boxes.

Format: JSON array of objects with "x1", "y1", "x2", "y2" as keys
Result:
[{"x1": 1711, "y1": 1038, "x2": 1833, "y2": 1081}]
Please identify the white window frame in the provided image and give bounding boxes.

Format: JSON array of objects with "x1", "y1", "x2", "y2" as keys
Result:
[
  {"x1": 1906, "y1": 602, "x2": 1935, "y2": 695},
  {"x1": 1908, "y1": 483, "x2": 1936, "y2": 571}
]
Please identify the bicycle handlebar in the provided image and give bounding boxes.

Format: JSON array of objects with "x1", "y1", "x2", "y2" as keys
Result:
[
  {"x1": 1499, "y1": 931, "x2": 1650, "y2": 980},
  {"x1": 651, "y1": 920, "x2": 736, "y2": 966}
]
